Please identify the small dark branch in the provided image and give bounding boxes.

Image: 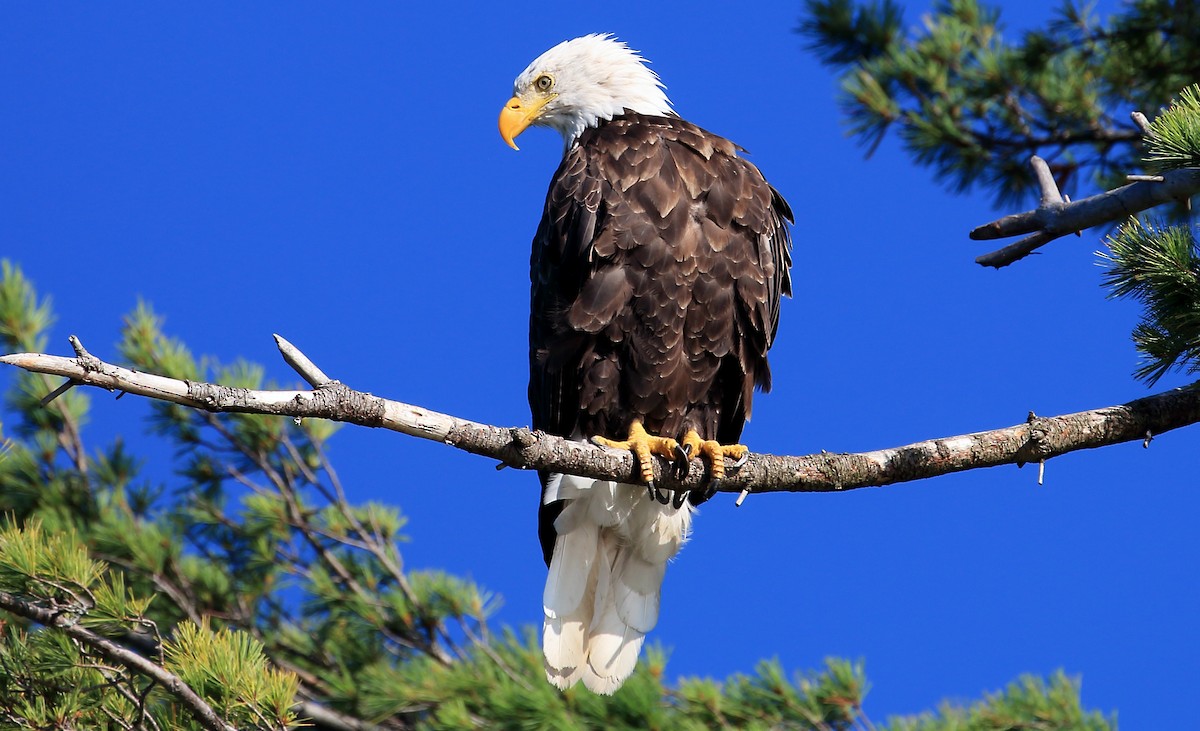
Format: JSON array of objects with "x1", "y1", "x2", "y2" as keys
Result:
[
  {"x1": 302, "y1": 440, "x2": 426, "y2": 621},
  {"x1": 215, "y1": 415, "x2": 450, "y2": 666},
  {"x1": 32, "y1": 333, "x2": 104, "y2": 474},
  {"x1": 972, "y1": 165, "x2": 1200, "y2": 268},
  {"x1": 460, "y1": 622, "x2": 533, "y2": 692},
  {"x1": 297, "y1": 699, "x2": 389, "y2": 731},
  {"x1": 274, "y1": 461, "x2": 452, "y2": 665},
  {"x1": 4, "y1": 341, "x2": 1200, "y2": 496},
  {"x1": 0, "y1": 590, "x2": 238, "y2": 731},
  {"x1": 971, "y1": 230, "x2": 1055, "y2": 268},
  {"x1": 969, "y1": 127, "x2": 1140, "y2": 154},
  {"x1": 39, "y1": 379, "x2": 77, "y2": 407},
  {"x1": 100, "y1": 671, "x2": 162, "y2": 731},
  {"x1": 94, "y1": 552, "x2": 204, "y2": 626}
]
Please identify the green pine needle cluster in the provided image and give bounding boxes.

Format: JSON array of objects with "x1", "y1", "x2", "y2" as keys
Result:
[
  {"x1": 0, "y1": 519, "x2": 105, "y2": 607},
  {"x1": 0, "y1": 261, "x2": 1119, "y2": 728},
  {"x1": 0, "y1": 624, "x2": 118, "y2": 729},
  {"x1": 888, "y1": 672, "x2": 1111, "y2": 730},
  {"x1": 798, "y1": 0, "x2": 903, "y2": 66},
  {"x1": 165, "y1": 621, "x2": 300, "y2": 728},
  {"x1": 0, "y1": 261, "x2": 53, "y2": 354},
  {"x1": 0, "y1": 519, "x2": 296, "y2": 729},
  {"x1": 1144, "y1": 84, "x2": 1200, "y2": 173},
  {"x1": 1101, "y1": 220, "x2": 1200, "y2": 384}
]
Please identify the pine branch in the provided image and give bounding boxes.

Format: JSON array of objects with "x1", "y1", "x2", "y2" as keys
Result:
[
  {"x1": 971, "y1": 155, "x2": 1200, "y2": 267},
  {"x1": 3, "y1": 335, "x2": 1199, "y2": 500},
  {"x1": 1099, "y1": 219, "x2": 1200, "y2": 384},
  {"x1": 0, "y1": 589, "x2": 238, "y2": 731},
  {"x1": 295, "y1": 700, "x2": 389, "y2": 731}
]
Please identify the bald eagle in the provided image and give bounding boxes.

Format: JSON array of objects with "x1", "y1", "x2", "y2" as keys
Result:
[{"x1": 500, "y1": 34, "x2": 792, "y2": 694}]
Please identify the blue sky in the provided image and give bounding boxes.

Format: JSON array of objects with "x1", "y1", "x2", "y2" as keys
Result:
[{"x1": 2, "y1": 1, "x2": 1195, "y2": 726}]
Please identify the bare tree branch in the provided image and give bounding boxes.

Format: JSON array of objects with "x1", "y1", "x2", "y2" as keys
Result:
[
  {"x1": 0, "y1": 590, "x2": 238, "y2": 731},
  {"x1": 295, "y1": 698, "x2": 389, "y2": 731},
  {"x1": 3, "y1": 336, "x2": 1199, "y2": 499},
  {"x1": 971, "y1": 157, "x2": 1200, "y2": 268}
]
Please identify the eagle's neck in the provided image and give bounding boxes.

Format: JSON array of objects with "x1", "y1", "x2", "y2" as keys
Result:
[
  {"x1": 565, "y1": 110, "x2": 678, "y2": 155},
  {"x1": 559, "y1": 108, "x2": 635, "y2": 154}
]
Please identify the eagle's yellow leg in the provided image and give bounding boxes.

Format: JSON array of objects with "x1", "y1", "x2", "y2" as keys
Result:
[
  {"x1": 592, "y1": 420, "x2": 679, "y2": 486},
  {"x1": 678, "y1": 430, "x2": 749, "y2": 481}
]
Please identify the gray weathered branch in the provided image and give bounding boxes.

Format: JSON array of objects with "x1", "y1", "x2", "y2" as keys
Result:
[
  {"x1": 3, "y1": 335, "x2": 1199, "y2": 499},
  {"x1": 971, "y1": 156, "x2": 1200, "y2": 268}
]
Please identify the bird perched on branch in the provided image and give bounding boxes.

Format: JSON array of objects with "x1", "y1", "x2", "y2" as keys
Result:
[{"x1": 500, "y1": 34, "x2": 793, "y2": 694}]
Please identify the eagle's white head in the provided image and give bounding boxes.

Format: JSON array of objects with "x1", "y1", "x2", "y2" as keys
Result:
[{"x1": 499, "y1": 34, "x2": 674, "y2": 152}]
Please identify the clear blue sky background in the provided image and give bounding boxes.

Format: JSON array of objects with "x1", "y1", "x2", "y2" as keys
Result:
[{"x1": 2, "y1": 2, "x2": 1196, "y2": 726}]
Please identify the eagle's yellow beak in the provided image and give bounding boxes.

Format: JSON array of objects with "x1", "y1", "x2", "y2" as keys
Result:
[{"x1": 498, "y1": 94, "x2": 553, "y2": 150}]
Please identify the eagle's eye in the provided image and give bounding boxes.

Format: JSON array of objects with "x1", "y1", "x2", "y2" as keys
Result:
[{"x1": 534, "y1": 74, "x2": 554, "y2": 93}]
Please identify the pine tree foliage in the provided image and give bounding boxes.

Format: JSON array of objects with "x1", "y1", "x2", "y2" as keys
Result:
[
  {"x1": 164, "y1": 621, "x2": 300, "y2": 728},
  {"x1": 800, "y1": 1, "x2": 1200, "y2": 410},
  {"x1": 1101, "y1": 219, "x2": 1200, "y2": 384},
  {"x1": 0, "y1": 262, "x2": 1115, "y2": 728},
  {"x1": 1143, "y1": 84, "x2": 1200, "y2": 173},
  {"x1": 1093, "y1": 85, "x2": 1200, "y2": 385},
  {"x1": 886, "y1": 672, "x2": 1111, "y2": 731},
  {"x1": 0, "y1": 519, "x2": 297, "y2": 730},
  {"x1": 799, "y1": 0, "x2": 1200, "y2": 206}
]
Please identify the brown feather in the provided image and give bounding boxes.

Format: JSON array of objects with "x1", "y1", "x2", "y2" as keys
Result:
[{"x1": 532, "y1": 113, "x2": 793, "y2": 563}]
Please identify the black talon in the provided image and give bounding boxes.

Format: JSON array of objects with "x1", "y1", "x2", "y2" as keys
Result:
[
  {"x1": 671, "y1": 489, "x2": 689, "y2": 509},
  {"x1": 690, "y1": 478, "x2": 720, "y2": 506},
  {"x1": 729, "y1": 452, "x2": 750, "y2": 469},
  {"x1": 671, "y1": 443, "x2": 693, "y2": 477},
  {"x1": 647, "y1": 481, "x2": 670, "y2": 504}
]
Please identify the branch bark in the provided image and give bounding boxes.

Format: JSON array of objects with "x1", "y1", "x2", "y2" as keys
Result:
[
  {"x1": 971, "y1": 157, "x2": 1200, "y2": 268},
  {"x1": 0, "y1": 590, "x2": 238, "y2": 731},
  {"x1": 3, "y1": 335, "x2": 1199, "y2": 499}
]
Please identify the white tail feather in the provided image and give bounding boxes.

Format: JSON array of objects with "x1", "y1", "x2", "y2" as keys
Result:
[
  {"x1": 543, "y1": 616, "x2": 586, "y2": 688},
  {"x1": 613, "y1": 551, "x2": 665, "y2": 632},
  {"x1": 589, "y1": 531, "x2": 616, "y2": 623},
  {"x1": 582, "y1": 600, "x2": 645, "y2": 693},
  {"x1": 586, "y1": 480, "x2": 637, "y2": 526},
  {"x1": 551, "y1": 497, "x2": 588, "y2": 537},
  {"x1": 543, "y1": 517, "x2": 596, "y2": 619},
  {"x1": 544, "y1": 473, "x2": 595, "y2": 504},
  {"x1": 541, "y1": 473, "x2": 565, "y2": 504},
  {"x1": 541, "y1": 475, "x2": 692, "y2": 694}
]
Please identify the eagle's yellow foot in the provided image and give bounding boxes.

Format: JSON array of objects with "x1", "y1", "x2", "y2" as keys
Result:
[
  {"x1": 592, "y1": 420, "x2": 679, "y2": 503},
  {"x1": 678, "y1": 430, "x2": 748, "y2": 480},
  {"x1": 676, "y1": 430, "x2": 750, "y2": 505}
]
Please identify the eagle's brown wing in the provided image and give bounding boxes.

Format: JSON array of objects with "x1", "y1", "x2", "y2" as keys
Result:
[{"x1": 529, "y1": 113, "x2": 792, "y2": 564}]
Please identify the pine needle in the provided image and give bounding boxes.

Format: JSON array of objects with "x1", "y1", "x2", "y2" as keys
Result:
[{"x1": 1144, "y1": 84, "x2": 1200, "y2": 173}]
